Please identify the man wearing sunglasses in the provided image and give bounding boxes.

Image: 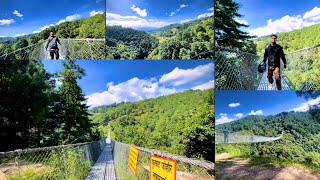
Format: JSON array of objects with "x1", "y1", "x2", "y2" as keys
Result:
[{"x1": 263, "y1": 34, "x2": 287, "y2": 90}]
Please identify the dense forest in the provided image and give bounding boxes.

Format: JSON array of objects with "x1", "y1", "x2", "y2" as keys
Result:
[
  {"x1": 0, "y1": 14, "x2": 105, "y2": 56},
  {"x1": 90, "y1": 89, "x2": 215, "y2": 162},
  {"x1": 106, "y1": 16, "x2": 214, "y2": 60},
  {"x1": 216, "y1": 107, "x2": 320, "y2": 169},
  {"x1": 0, "y1": 60, "x2": 100, "y2": 152}
]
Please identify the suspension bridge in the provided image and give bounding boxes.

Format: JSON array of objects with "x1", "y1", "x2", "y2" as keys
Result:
[
  {"x1": 0, "y1": 133, "x2": 214, "y2": 180},
  {"x1": 215, "y1": 44, "x2": 320, "y2": 90},
  {"x1": 0, "y1": 39, "x2": 106, "y2": 60},
  {"x1": 215, "y1": 130, "x2": 284, "y2": 145}
]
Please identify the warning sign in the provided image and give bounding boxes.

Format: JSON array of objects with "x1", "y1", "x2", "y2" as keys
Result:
[
  {"x1": 128, "y1": 145, "x2": 139, "y2": 175},
  {"x1": 150, "y1": 156, "x2": 176, "y2": 180}
]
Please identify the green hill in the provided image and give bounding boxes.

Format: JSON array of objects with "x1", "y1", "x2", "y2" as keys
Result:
[
  {"x1": 255, "y1": 23, "x2": 320, "y2": 56},
  {"x1": 106, "y1": 16, "x2": 214, "y2": 60},
  {"x1": 216, "y1": 109, "x2": 320, "y2": 170},
  {"x1": 90, "y1": 89, "x2": 215, "y2": 161},
  {"x1": 0, "y1": 14, "x2": 105, "y2": 56}
]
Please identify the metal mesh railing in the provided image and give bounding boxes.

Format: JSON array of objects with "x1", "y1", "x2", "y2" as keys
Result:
[
  {"x1": 215, "y1": 46, "x2": 262, "y2": 90},
  {"x1": 215, "y1": 130, "x2": 284, "y2": 144},
  {"x1": 0, "y1": 39, "x2": 106, "y2": 60},
  {"x1": 0, "y1": 140, "x2": 106, "y2": 180},
  {"x1": 111, "y1": 140, "x2": 214, "y2": 180},
  {"x1": 215, "y1": 44, "x2": 320, "y2": 90}
]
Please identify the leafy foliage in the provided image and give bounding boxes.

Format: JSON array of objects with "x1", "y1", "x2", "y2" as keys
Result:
[{"x1": 90, "y1": 89, "x2": 215, "y2": 161}]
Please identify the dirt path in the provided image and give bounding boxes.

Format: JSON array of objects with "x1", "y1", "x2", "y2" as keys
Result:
[{"x1": 215, "y1": 154, "x2": 320, "y2": 180}]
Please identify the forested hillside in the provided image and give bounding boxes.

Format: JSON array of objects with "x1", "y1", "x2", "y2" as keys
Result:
[
  {"x1": 106, "y1": 16, "x2": 214, "y2": 60},
  {"x1": 0, "y1": 60, "x2": 99, "y2": 152},
  {"x1": 216, "y1": 110, "x2": 320, "y2": 169},
  {"x1": 255, "y1": 23, "x2": 320, "y2": 55},
  {"x1": 90, "y1": 89, "x2": 215, "y2": 161},
  {"x1": 0, "y1": 14, "x2": 105, "y2": 56}
]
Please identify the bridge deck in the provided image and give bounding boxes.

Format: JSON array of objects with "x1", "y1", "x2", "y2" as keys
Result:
[
  {"x1": 86, "y1": 143, "x2": 116, "y2": 180},
  {"x1": 257, "y1": 71, "x2": 291, "y2": 90}
]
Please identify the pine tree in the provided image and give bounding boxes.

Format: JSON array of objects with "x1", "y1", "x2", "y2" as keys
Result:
[{"x1": 215, "y1": 0, "x2": 253, "y2": 49}]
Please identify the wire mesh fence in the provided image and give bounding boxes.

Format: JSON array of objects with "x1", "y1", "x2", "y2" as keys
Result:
[
  {"x1": 0, "y1": 39, "x2": 106, "y2": 60},
  {"x1": 214, "y1": 46, "x2": 263, "y2": 90},
  {"x1": 215, "y1": 130, "x2": 284, "y2": 145},
  {"x1": 0, "y1": 140, "x2": 106, "y2": 180},
  {"x1": 111, "y1": 140, "x2": 214, "y2": 180},
  {"x1": 215, "y1": 45, "x2": 320, "y2": 90}
]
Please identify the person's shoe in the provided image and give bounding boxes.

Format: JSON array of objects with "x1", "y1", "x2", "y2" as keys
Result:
[{"x1": 268, "y1": 83, "x2": 273, "y2": 90}]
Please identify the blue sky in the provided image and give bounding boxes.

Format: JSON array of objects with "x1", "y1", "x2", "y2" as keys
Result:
[
  {"x1": 0, "y1": 0, "x2": 104, "y2": 37},
  {"x1": 42, "y1": 60, "x2": 214, "y2": 108},
  {"x1": 216, "y1": 90, "x2": 320, "y2": 125},
  {"x1": 106, "y1": 0, "x2": 214, "y2": 29},
  {"x1": 234, "y1": 0, "x2": 320, "y2": 36}
]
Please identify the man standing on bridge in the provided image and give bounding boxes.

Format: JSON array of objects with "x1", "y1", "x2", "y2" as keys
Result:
[
  {"x1": 263, "y1": 34, "x2": 287, "y2": 90},
  {"x1": 46, "y1": 31, "x2": 61, "y2": 59}
]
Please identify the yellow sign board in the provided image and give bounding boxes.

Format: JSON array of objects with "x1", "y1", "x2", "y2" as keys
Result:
[
  {"x1": 150, "y1": 156, "x2": 176, "y2": 180},
  {"x1": 128, "y1": 145, "x2": 139, "y2": 175}
]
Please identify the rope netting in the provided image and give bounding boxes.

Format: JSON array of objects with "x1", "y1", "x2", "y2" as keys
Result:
[{"x1": 0, "y1": 39, "x2": 106, "y2": 60}]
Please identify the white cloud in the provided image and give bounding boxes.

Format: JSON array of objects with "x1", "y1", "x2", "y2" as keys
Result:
[
  {"x1": 33, "y1": 24, "x2": 54, "y2": 34},
  {"x1": 192, "y1": 80, "x2": 214, "y2": 90},
  {"x1": 180, "y1": 19, "x2": 193, "y2": 23},
  {"x1": 85, "y1": 77, "x2": 177, "y2": 108},
  {"x1": 13, "y1": 10, "x2": 23, "y2": 17},
  {"x1": 90, "y1": 10, "x2": 104, "y2": 16},
  {"x1": 159, "y1": 63, "x2": 214, "y2": 86},
  {"x1": 234, "y1": 18, "x2": 248, "y2": 25},
  {"x1": 228, "y1": 102, "x2": 240, "y2": 108},
  {"x1": 106, "y1": 12, "x2": 169, "y2": 28},
  {"x1": 198, "y1": 7, "x2": 214, "y2": 19},
  {"x1": 249, "y1": 6, "x2": 320, "y2": 37},
  {"x1": 207, "y1": 7, "x2": 214, "y2": 11},
  {"x1": 0, "y1": 19, "x2": 14, "y2": 25},
  {"x1": 220, "y1": 113, "x2": 227, "y2": 116},
  {"x1": 57, "y1": 14, "x2": 81, "y2": 25},
  {"x1": 235, "y1": 113, "x2": 244, "y2": 119},
  {"x1": 131, "y1": 5, "x2": 147, "y2": 17},
  {"x1": 169, "y1": 12, "x2": 176, "y2": 17},
  {"x1": 168, "y1": 4, "x2": 188, "y2": 17},
  {"x1": 303, "y1": 7, "x2": 320, "y2": 21},
  {"x1": 248, "y1": 110, "x2": 263, "y2": 116},
  {"x1": 291, "y1": 97, "x2": 320, "y2": 112},
  {"x1": 15, "y1": 33, "x2": 26, "y2": 37},
  {"x1": 216, "y1": 114, "x2": 234, "y2": 125}
]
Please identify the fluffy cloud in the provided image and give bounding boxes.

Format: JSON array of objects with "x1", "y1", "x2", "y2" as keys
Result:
[
  {"x1": 85, "y1": 77, "x2": 177, "y2": 108},
  {"x1": 106, "y1": 12, "x2": 169, "y2": 28},
  {"x1": 0, "y1": 19, "x2": 14, "y2": 25},
  {"x1": 180, "y1": 19, "x2": 193, "y2": 23},
  {"x1": 216, "y1": 114, "x2": 234, "y2": 125},
  {"x1": 291, "y1": 97, "x2": 320, "y2": 112},
  {"x1": 192, "y1": 80, "x2": 214, "y2": 90},
  {"x1": 169, "y1": 4, "x2": 188, "y2": 17},
  {"x1": 248, "y1": 110, "x2": 263, "y2": 116},
  {"x1": 159, "y1": 63, "x2": 214, "y2": 86},
  {"x1": 131, "y1": 5, "x2": 147, "y2": 17},
  {"x1": 235, "y1": 113, "x2": 244, "y2": 119},
  {"x1": 13, "y1": 10, "x2": 23, "y2": 17},
  {"x1": 303, "y1": 7, "x2": 320, "y2": 21},
  {"x1": 234, "y1": 18, "x2": 248, "y2": 25},
  {"x1": 57, "y1": 14, "x2": 81, "y2": 25},
  {"x1": 33, "y1": 24, "x2": 55, "y2": 34},
  {"x1": 249, "y1": 6, "x2": 320, "y2": 37},
  {"x1": 90, "y1": 10, "x2": 104, "y2": 17},
  {"x1": 228, "y1": 102, "x2": 240, "y2": 108},
  {"x1": 198, "y1": 7, "x2": 214, "y2": 19},
  {"x1": 15, "y1": 33, "x2": 26, "y2": 37}
]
